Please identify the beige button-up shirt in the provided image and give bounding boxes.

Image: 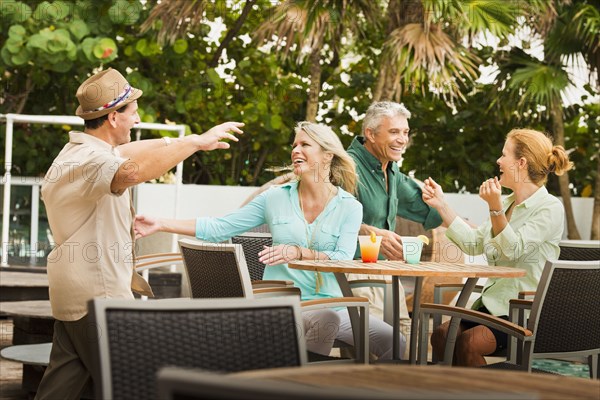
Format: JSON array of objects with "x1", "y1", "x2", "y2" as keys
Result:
[{"x1": 42, "y1": 131, "x2": 151, "y2": 321}]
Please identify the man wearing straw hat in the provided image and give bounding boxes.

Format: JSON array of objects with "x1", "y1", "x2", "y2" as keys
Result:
[{"x1": 35, "y1": 68, "x2": 243, "y2": 399}]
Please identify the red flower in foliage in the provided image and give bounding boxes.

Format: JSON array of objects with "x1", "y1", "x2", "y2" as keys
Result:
[{"x1": 101, "y1": 48, "x2": 113, "y2": 59}]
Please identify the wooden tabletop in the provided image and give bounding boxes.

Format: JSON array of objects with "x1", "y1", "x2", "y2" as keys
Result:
[
  {"x1": 289, "y1": 260, "x2": 526, "y2": 278},
  {"x1": 235, "y1": 364, "x2": 599, "y2": 400},
  {"x1": 0, "y1": 300, "x2": 53, "y2": 319},
  {"x1": 0, "y1": 271, "x2": 49, "y2": 287}
]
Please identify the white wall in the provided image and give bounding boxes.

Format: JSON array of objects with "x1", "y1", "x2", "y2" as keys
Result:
[
  {"x1": 136, "y1": 183, "x2": 258, "y2": 219},
  {"x1": 444, "y1": 193, "x2": 594, "y2": 239},
  {"x1": 135, "y1": 183, "x2": 260, "y2": 255},
  {"x1": 134, "y1": 183, "x2": 595, "y2": 255}
]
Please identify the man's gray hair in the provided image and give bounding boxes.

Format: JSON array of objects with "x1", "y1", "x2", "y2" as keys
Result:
[{"x1": 362, "y1": 101, "x2": 411, "y2": 136}]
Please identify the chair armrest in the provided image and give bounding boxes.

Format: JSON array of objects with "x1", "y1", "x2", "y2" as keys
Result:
[
  {"x1": 509, "y1": 299, "x2": 533, "y2": 309},
  {"x1": 251, "y1": 280, "x2": 294, "y2": 288},
  {"x1": 135, "y1": 257, "x2": 183, "y2": 272},
  {"x1": 420, "y1": 303, "x2": 533, "y2": 338},
  {"x1": 301, "y1": 297, "x2": 369, "y2": 310},
  {"x1": 518, "y1": 291, "x2": 536, "y2": 300},
  {"x1": 348, "y1": 279, "x2": 391, "y2": 288},
  {"x1": 252, "y1": 287, "x2": 301, "y2": 298},
  {"x1": 431, "y1": 283, "x2": 485, "y2": 344},
  {"x1": 136, "y1": 252, "x2": 181, "y2": 262}
]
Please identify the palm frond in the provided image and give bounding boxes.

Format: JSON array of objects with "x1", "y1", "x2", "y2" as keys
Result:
[
  {"x1": 253, "y1": 0, "x2": 381, "y2": 60},
  {"x1": 492, "y1": 48, "x2": 571, "y2": 115},
  {"x1": 384, "y1": 23, "x2": 480, "y2": 101},
  {"x1": 543, "y1": 1, "x2": 599, "y2": 77},
  {"x1": 508, "y1": 62, "x2": 571, "y2": 108},
  {"x1": 140, "y1": 0, "x2": 207, "y2": 45},
  {"x1": 253, "y1": 2, "x2": 317, "y2": 58},
  {"x1": 572, "y1": 3, "x2": 600, "y2": 52},
  {"x1": 423, "y1": 0, "x2": 519, "y2": 38}
]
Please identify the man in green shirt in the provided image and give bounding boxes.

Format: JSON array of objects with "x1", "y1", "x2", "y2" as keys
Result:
[{"x1": 347, "y1": 101, "x2": 442, "y2": 336}]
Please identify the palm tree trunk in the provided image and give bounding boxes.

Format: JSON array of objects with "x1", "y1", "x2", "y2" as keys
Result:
[
  {"x1": 550, "y1": 100, "x2": 581, "y2": 239},
  {"x1": 373, "y1": 0, "x2": 422, "y2": 102},
  {"x1": 373, "y1": 64, "x2": 387, "y2": 101},
  {"x1": 305, "y1": 46, "x2": 322, "y2": 122},
  {"x1": 374, "y1": 64, "x2": 400, "y2": 101}
]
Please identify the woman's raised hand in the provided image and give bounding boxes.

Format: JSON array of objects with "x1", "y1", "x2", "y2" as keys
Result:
[
  {"x1": 422, "y1": 177, "x2": 445, "y2": 210},
  {"x1": 479, "y1": 177, "x2": 502, "y2": 209}
]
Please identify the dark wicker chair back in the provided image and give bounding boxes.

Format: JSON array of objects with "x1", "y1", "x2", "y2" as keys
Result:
[
  {"x1": 558, "y1": 240, "x2": 600, "y2": 261},
  {"x1": 532, "y1": 261, "x2": 600, "y2": 355},
  {"x1": 90, "y1": 297, "x2": 306, "y2": 400},
  {"x1": 231, "y1": 233, "x2": 273, "y2": 281},
  {"x1": 484, "y1": 260, "x2": 600, "y2": 377},
  {"x1": 179, "y1": 239, "x2": 253, "y2": 299}
]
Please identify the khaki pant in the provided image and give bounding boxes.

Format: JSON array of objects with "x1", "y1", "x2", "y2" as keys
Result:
[
  {"x1": 35, "y1": 315, "x2": 98, "y2": 400},
  {"x1": 346, "y1": 273, "x2": 412, "y2": 360}
]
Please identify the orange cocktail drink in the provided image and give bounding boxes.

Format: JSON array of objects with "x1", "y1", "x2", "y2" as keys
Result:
[{"x1": 358, "y1": 234, "x2": 382, "y2": 263}]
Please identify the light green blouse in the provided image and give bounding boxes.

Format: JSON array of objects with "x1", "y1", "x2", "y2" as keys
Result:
[{"x1": 446, "y1": 186, "x2": 564, "y2": 316}]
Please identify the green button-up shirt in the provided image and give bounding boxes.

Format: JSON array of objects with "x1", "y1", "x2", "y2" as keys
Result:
[{"x1": 347, "y1": 136, "x2": 442, "y2": 234}]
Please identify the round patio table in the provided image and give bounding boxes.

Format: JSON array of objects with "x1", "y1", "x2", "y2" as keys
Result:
[{"x1": 289, "y1": 260, "x2": 526, "y2": 363}]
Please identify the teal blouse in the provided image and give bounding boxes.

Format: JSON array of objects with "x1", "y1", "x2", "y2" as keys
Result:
[{"x1": 196, "y1": 181, "x2": 363, "y2": 301}]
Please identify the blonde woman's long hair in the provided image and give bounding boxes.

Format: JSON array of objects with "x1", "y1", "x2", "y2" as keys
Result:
[{"x1": 294, "y1": 121, "x2": 358, "y2": 195}]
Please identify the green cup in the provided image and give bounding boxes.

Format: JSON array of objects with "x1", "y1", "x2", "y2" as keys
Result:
[{"x1": 402, "y1": 236, "x2": 423, "y2": 264}]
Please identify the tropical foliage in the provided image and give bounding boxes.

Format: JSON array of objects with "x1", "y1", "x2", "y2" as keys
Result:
[{"x1": 1, "y1": 0, "x2": 598, "y2": 237}]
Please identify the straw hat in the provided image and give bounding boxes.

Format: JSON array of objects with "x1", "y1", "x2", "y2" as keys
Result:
[{"x1": 75, "y1": 68, "x2": 143, "y2": 120}]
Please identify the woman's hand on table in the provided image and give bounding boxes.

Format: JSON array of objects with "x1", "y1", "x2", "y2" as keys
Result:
[{"x1": 258, "y1": 244, "x2": 301, "y2": 266}]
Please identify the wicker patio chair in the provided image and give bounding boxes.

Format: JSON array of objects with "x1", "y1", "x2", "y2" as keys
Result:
[
  {"x1": 558, "y1": 240, "x2": 600, "y2": 261},
  {"x1": 179, "y1": 238, "x2": 370, "y2": 363},
  {"x1": 89, "y1": 297, "x2": 306, "y2": 400},
  {"x1": 178, "y1": 239, "x2": 299, "y2": 299},
  {"x1": 230, "y1": 232, "x2": 293, "y2": 289},
  {"x1": 431, "y1": 240, "x2": 600, "y2": 363},
  {"x1": 418, "y1": 260, "x2": 600, "y2": 378}
]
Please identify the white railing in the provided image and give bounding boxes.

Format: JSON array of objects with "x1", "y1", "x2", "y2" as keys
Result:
[
  {"x1": 1, "y1": 113, "x2": 186, "y2": 267},
  {"x1": 0, "y1": 177, "x2": 45, "y2": 265}
]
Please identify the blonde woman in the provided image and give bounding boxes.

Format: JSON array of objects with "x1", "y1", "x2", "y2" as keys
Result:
[
  {"x1": 422, "y1": 128, "x2": 573, "y2": 367},
  {"x1": 135, "y1": 122, "x2": 403, "y2": 359}
]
